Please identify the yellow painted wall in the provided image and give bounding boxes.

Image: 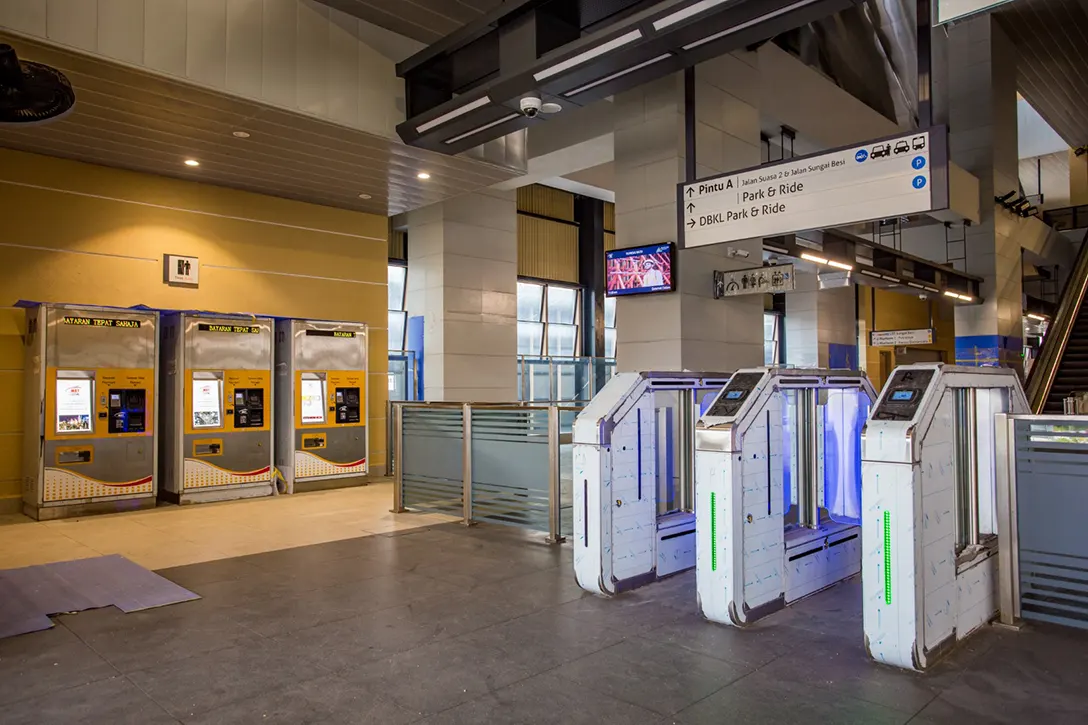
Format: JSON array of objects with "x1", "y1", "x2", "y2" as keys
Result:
[
  {"x1": 0, "y1": 149, "x2": 390, "y2": 510},
  {"x1": 860, "y1": 286, "x2": 956, "y2": 390}
]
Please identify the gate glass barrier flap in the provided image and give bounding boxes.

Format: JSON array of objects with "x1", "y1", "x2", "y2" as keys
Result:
[
  {"x1": 862, "y1": 364, "x2": 1028, "y2": 671},
  {"x1": 695, "y1": 368, "x2": 876, "y2": 626},
  {"x1": 573, "y1": 371, "x2": 732, "y2": 597}
]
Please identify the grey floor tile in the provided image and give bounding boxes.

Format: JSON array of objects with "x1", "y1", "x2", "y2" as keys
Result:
[
  {"x1": 673, "y1": 670, "x2": 911, "y2": 725},
  {"x1": 126, "y1": 637, "x2": 329, "y2": 719},
  {"x1": 0, "y1": 624, "x2": 118, "y2": 706},
  {"x1": 180, "y1": 672, "x2": 422, "y2": 725},
  {"x1": 554, "y1": 637, "x2": 749, "y2": 716},
  {"x1": 417, "y1": 672, "x2": 661, "y2": 725},
  {"x1": 339, "y1": 637, "x2": 538, "y2": 716},
  {"x1": 270, "y1": 605, "x2": 454, "y2": 672},
  {"x1": 58, "y1": 600, "x2": 260, "y2": 672},
  {"x1": 457, "y1": 608, "x2": 628, "y2": 672},
  {"x1": 0, "y1": 675, "x2": 178, "y2": 725},
  {"x1": 467, "y1": 567, "x2": 589, "y2": 614},
  {"x1": 637, "y1": 613, "x2": 796, "y2": 669},
  {"x1": 754, "y1": 641, "x2": 942, "y2": 714},
  {"x1": 549, "y1": 590, "x2": 688, "y2": 635},
  {"x1": 155, "y1": 557, "x2": 263, "y2": 589},
  {"x1": 223, "y1": 571, "x2": 459, "y2": 637}
]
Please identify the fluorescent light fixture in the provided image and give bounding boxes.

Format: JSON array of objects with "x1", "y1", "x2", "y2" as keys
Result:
[
  {"x1": 800, "y1": 252, "x2": 828, "y2": 265},
  {"x1": 958, "y1": 294, "x2": 974, "y2": 302},
  {"x1": 909, "y1": 283, "x2": 927, "y2": 290},
  {"x1": 881, "y1": 275, "x2": 899, "y2": 282},
  {"x1": 1027, "y1": 313, "x2": 1047, "y2": 321},
  {"x1": 943, "y1": 291, "x2": 973, "y2": 301},
  {"x1": 184, "y1": 159, "x2": 200, "y2": 167},
  {"x1": 417, "y1": 172, "x2": 431, "y2": 180},
  {"x1": 827, "y1": 260, "x2": 854, "y2": 271},
  {"x1": 924, "y1": 286, "x2": 939, "y2": 293},
  {"x1": 653, "y1": 0, "x2": 735, "y2": 30},
  {"x1": 534, "y1": 29, "x2": 643, "y2": 82},
  {"x1": 860, "y1": 270, "x2": 883, "y2": 278},
  {"x1": 683, "y1": 0, "x2": 822, "y2": 50},
  {"x1": 564, "y1": 54, "x2": 672, "y2": 97},
  {"x1": 416, "y1": 96, "x2": 491, "y2": 134},
  {"x1": 444, "y1": 113, "x2": 521, "y2": 145}
]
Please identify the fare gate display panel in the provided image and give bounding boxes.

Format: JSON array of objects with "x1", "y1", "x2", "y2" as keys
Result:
[{"x1": 872, "y1": 368, "x2": 935, "y2": 421}]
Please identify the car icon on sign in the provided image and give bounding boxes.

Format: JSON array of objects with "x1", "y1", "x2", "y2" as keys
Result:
[
  {"x1": 894, "y1": 140, "x2": 910, "y2": 154},
  {"x1": 871, "y1": 143, "x2": 891, "y2": 159},
  {"x1": 912, "y1": 135, "x2": 926, "y2": 150}
]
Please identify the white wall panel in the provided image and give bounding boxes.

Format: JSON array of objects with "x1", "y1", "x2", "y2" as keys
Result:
[
  {"x1": 1, "y1": 0, "x2": 403, "y2": 139},
  {"x1": 187, "y1": 0, "x2": 228, "y2": 89},
  {"x1": 97, "y1": 0, "x2": 144, "y2": 65}
]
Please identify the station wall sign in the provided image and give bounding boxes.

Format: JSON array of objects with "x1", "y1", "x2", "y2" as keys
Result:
[
  {"x1": 678, "y1": 127, "x2": 949, "y2": 249},
  {"x1": 713, "y1": 264, "x2": 795, "y2": 299},
  {"x1": 870, "y1": 328, "x2": 935, "y2": 346}
]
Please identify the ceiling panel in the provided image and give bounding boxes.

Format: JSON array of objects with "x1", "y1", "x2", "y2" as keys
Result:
[
  {"x1": 998, "y1": 0, "x2": 1088, "y2": 148},
  {"x1": 315, "y1": 0, "x2": 504, "y2": 44},
  {"x1": 0, "y1": 32, "x2": 521, "y2": 216}
]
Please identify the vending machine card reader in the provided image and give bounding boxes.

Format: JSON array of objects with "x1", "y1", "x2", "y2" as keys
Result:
[{"x1": 275, "y1": 320, "x2": 369, "y2": 493}]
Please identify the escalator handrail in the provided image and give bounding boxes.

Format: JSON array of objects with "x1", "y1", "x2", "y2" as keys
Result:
[{"x1": 1026, "y1": 228, "x2": 1088, "y2": 413}]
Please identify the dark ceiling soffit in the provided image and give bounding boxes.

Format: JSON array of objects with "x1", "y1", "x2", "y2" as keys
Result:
[
  {"x1": 397, "y1": 0, "x2": 862, "y2": 155},
  {"x1": 766, "y1": 230, "x2": 984, "y2": 300}
]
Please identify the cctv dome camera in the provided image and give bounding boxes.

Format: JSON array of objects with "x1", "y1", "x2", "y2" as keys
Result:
[{"x1": 520, "y1": 95, "x2": 542, "y2": 118}]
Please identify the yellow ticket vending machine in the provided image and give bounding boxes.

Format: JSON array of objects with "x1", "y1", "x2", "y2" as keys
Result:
[
  {"x1": 274, "y1": 319, "x2": 368, "y2": 493},
  {"x1": 160, "y1": 313, "x2": 275, "y2": 504},
  {"x1": 22, "y1": 304, "x2": 159, "y2": 520}
]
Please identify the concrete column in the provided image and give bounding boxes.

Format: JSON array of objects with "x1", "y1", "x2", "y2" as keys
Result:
[
  {"x1": 614, "y1": 52, "x2": 765, "y2": 373},
  {"x1": 406, "y1": 189, "x2": 518, "y2": 401},
  {"x1": 947, "y1": 15, "x2": 1022, "y2": 368},
  {"x1": 785, "y1": 273, "x2": 857, "y2": 369}
]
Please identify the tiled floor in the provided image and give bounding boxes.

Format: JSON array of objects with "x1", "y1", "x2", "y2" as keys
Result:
[
  {"x1": 2, "y1": 522, "x2": 1088, "y2": 724},
  {"x1": 0, "y1": 483, "x2": 454, "y2": 571}
]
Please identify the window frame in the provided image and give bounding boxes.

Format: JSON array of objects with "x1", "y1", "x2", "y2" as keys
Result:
[{"x1": 517, "y1": 278, "x2": 582, "y2": 358}]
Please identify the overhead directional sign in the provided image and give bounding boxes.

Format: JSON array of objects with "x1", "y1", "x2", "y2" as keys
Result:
[
  {"x1": 870, "y1": 328, "x2": 935, "y2": 347},
  {"x1": 678, "y1": 127, "x2": 948, "y2": 249}
]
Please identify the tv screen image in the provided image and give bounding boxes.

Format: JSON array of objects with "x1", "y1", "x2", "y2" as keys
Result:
[{"x1": 606, "y1": 243, "x2": 674, "y2": 296}]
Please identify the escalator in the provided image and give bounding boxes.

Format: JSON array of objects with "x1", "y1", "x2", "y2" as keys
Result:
[{"x1": 1027, "y1": 229, "x2": 1088, "y2": 413}]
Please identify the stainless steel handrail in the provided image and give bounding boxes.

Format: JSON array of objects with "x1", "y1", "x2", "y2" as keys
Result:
[{"x1": 1026, "y1": 228, "x2": 1088, "y2": 413}]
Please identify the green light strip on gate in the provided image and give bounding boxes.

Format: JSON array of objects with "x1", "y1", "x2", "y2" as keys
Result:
[
  {"x1": 710, "y1": 492, "x2": 718, "y2": 572},
  {"x1": 883, "y1": 510, "x2": 892, "y2": 605}
]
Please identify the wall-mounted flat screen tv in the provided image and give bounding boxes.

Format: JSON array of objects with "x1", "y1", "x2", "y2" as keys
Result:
[{"x1": 605, "y1": 243, "x2": 675, "y2": 297}]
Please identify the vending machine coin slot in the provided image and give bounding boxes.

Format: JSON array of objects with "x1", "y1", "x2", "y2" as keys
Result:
[
  {"x1": 335, "y1": 387, "x2": 361, "y2": 424},
  {"x1": 233, "y1": 388, "x2": 265, "y2": 428},
  {"x1": 57, "y1": 448, "x2": 93, "y2": 464},
  {"x1": 108, "y1": 388, "x2": 147, "y2": 433}
]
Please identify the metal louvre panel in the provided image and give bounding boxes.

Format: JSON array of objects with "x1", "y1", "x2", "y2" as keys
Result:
[
  {"x1": 401, "y1": 408, "x2": 464, "y2": 514},
  {"x1": 470, "y1": 408, "x2": 551, "y2": 531},
  {"x1": 1015, "y1": 418, "x2": 1088, "y2": 630}
]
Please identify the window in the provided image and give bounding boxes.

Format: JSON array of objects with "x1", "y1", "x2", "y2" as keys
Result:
[
  {"x1": 517, "y1": 281, "x2": 581, "y2": 357},
  {"x1": 764, "y1": 312, "x2": 781, "y2": 365},
  {"x1": 388, "y1": 264, "x2": 407, "y2": 351},
  {"x1": 604, "y1": 296, "x2": 617, "y2": 359}
]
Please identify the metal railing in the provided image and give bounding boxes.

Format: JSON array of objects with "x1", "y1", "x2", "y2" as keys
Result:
[
  {"x1": 391, "y1": 400, "x2": 583, "y2": 543},
  {"x1": 1025, "y1": 228, "x2": 1088, "y2": 413},
  {"x1": 518, "y1": 355, "x2": 616, "y2": 402}
]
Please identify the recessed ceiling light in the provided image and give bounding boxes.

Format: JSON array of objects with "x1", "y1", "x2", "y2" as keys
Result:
[
  {"x1": 184, "y1": 159, "x2": 200, "y2": 167},
  {"x1": 417, "y1": 172, "x2": 431, "y2": 180},
  {"x1": 358, "y1": 193, "x2": 372, "y2": 200},
  {"x1": 232, "y1": 131, "x2": 251, "y2": 138}
]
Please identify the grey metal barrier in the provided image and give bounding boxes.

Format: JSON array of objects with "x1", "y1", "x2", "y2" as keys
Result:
[
  {"x1": 391, "y1": 401, "x2": 582, "y2": 543},
  {"x1": 996, "y1": 414, "x2": 1088, "y2": 631}
]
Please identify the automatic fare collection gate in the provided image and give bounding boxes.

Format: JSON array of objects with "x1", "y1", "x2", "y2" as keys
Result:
[{"x1": 999, "y1": 414, "x2": 1088, "y2": 630}]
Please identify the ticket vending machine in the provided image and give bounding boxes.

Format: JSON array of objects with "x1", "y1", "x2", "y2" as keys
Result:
[
  {"x1": 160, "y1": 314, "x2": 275, "y2": 504},
  {"x1": 274, "y1": 319, "x2": 368, "y2": 493},
  {"x1": 22, "y1": 304, "x2": 159, "y2": 520},
  {"x1": 695, "y1": 368, "x2": 876, "y2": 626},
  {"x1": 573, "y1": 371, "x2": 732, "y2": 597},
  {"x1": 862, "y1": 364, "x2": 1028, "y2": 671}
]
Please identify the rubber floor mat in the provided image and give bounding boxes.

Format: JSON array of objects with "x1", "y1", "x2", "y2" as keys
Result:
[{"x1": 0, "y1": 554, "x2": 200, "y2": 639}]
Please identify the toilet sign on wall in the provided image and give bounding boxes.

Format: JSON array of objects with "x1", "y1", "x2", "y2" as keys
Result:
[{"x1": 164, "y1": 254, "x2": 199, "y2": 287}]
